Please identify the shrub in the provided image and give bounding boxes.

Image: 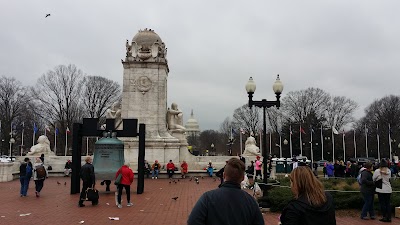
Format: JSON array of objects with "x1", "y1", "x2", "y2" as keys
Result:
[{"x1": 265, "y1": 187, "x2": 292, "y2": 212}]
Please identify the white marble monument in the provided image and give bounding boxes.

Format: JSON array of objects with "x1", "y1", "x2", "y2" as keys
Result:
[{"x1": 121, "y1": 29, "x2": 190, "y2": 168}]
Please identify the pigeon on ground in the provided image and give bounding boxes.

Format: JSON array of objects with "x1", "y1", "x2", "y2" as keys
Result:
[
  {"x1": 213, "y1": 178, "x2": 217, "y2": 181},
  {"x1": 189, "y1": 177, "x2": 193, "y2": 181},
  {"x1": 64, "y1": 182, "x2": 67, "y2": 186},
  {"x1": 201, "y1": 176, "x2": 204, "y2": 179},
  {"x1": 172, "y1": 197, "x2": 178, "y2": 200},
  {"x1": 177, "y1": 179, "x2": 180, "y2": 182},
  {"x1": 45, "y1": 14, "x2": 51, "y2": 18},
  {"x1": 57, "y1": 181, "x2": 61, "y2": 185},
  {"x1": 196, "y1": 180, "x2": 199, "y2": 184}
]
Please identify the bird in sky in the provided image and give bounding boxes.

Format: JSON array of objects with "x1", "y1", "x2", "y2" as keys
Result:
[
  {"x1": 45, "y1": 14, "x2": 51, "y2": 18},
  {"x1": 172, "y1": 197, "x2": 178, "y2": 200}
]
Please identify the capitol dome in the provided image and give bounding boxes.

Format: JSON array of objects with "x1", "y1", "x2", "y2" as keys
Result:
[
  {"x1": 132, "y1": 29, "x2": 163, "y2": 47},
  {"x1": 185, "y1": 110, "x2": 200, "y2": 136}
]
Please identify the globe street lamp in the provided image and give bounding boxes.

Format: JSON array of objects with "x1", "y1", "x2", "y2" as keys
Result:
[
  {"x1": 245, "y1": 75, "x2": 283, "y2": 206},
  {"x1": 9, "y1": 137, "x2": 15, "y2": 157},
  {"x1": 211, "y1": 143, "x2": 215, "y2": 156}
]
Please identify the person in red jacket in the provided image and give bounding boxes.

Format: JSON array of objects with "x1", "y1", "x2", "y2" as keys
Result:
[
  {"x1": 166, "y1": 160, "x2": 175, "y2": 179},
  {"x1": 115, "y1": 163, "x2": 134, "y2": 208},
  {"x1": 181, "y1": 161, "x2": 188, "y2": 179}
]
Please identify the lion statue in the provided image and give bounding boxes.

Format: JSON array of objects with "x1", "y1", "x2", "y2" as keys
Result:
[
  {"x1": 242, "y1": 136, "x2": 261, "y2": 157},
  {"x1": 27, "y1": 135, "x2": 55, "y2": 156}
]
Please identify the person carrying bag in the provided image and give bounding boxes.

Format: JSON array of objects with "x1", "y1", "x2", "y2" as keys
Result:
[{"x1": 115, "y1": 163, "x2": 134, "y2": 209}]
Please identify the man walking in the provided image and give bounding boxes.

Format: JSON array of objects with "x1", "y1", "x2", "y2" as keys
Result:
[
  {"x1": 188, "y1": 158, "x2": 264, "y2": 225},
  {"x1": 78, "y1": 156, "x2": 96, "y2": 207}
]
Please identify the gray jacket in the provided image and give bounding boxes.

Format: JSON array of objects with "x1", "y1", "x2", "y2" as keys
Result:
[{"x1": 373, "y1": 168, "x2": 392, "y2": 193}]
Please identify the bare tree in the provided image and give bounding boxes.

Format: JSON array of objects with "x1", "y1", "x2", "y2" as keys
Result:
[
  {"x1": 0, "y1": 76, "x2": 30, "y2": 155},
  {"x1": 357, "y1": 95, "x2": 400, "y2": 158},
  {"x1": 325, "y1": 96, "x2": 358, "y2": 129},
  {"x1": 219, "y1": 117, "x2": 232, "y2": 139},
  {"x1": 232, "y1": 104, "x2": 262, "y2": 135},
  {"x1": 31, "y1": 64, "x2": 84, "y2": 155},
  {"x1": 282, "y1": 87, "x2": 330, "y2": 123},
  {"x1": 82, "y1": 76, "x2": 121, "y2": 119}
]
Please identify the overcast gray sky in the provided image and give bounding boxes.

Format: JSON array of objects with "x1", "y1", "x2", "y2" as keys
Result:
[{"x1": 1, "y1": 0, "x2": 399, "y2": 130}]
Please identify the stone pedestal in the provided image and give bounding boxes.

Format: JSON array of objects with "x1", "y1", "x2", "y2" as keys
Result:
[{"x1": 0, "y1": 163, "x2": 14, "y2": 182}]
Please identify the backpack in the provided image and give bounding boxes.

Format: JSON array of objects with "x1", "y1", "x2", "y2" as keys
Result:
[
  {"x1": 357, "y1": 173, "x2": 362, "y2": 185},
  {"x1": 35, "y1": 165, "x2": 46, "y2": 179},
  {"x1": 26, "y1": 164, "x2": 33, "y2": 178}
]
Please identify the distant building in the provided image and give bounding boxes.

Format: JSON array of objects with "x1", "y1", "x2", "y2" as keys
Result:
[{"x1": 185, "y1": 109, "x2": 200, "y2": 137}]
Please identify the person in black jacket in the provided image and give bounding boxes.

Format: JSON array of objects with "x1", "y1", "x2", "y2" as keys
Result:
[
  {"x1": 188, "y1": 158, "x2": 264, "y2": 225},
  {"x1": 78, "y1": 156, "x2": 96, "y2": 207},
  {"x1": 359, "y1": 162, "x2": 376, "y2": 220},
  {"x1": 280, "y1": 166, "x2": 336, "y2": 225}
]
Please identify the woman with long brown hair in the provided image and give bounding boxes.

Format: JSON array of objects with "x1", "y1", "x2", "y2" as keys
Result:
[{"x1": 280, "y1": 166, "x2": 336, "y2": 225}]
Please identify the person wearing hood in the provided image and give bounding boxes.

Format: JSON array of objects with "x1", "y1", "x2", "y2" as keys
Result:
[
  {"x1": 373, "y1": 159, "x2": 392, "y2": 222},
  {"x1": 359, "y1": 162, "x2": 376, "y2": 220},
  {"x1": 115, "y1": 162, "x2": 134, "y2": 208},
  {"x1": 280, "y1": 166, "x2": 336, "y2": 225}
]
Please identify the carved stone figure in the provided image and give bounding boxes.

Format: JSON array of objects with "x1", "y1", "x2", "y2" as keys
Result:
[
  {"x1": 106, "y1": 101, "x2": 122, "y2": 129},
  {"x1": 27, "y1": 135, "x2": 55, "y2": 156},
  {"x1": 125, "y1": 40, "x2": 132, "y2": 57},
  {"x1": 243, "y1": 136, "x2": 261, "y2": 156},
  {"x1": 167, "y1": 103, "x2": 186, "y2": 133}
]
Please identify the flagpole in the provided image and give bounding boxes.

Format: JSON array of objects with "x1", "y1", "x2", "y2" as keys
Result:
[
  {"x1": 269, "y1": 132, "x2": 272, "y2": 155},
  {"x1": 33, "y1": 128, "x2": 35, "y2": 146},
  {"x1": 353, "y1": 129, "x2": 357, "y2": 158},
  {"x1": 300, "y1": 125, "x2": 303, "y2": 156},
  {"x1": 377, "y1": 124, "x2": 380, "y2": 162},
  {"x1": 54, "y1": 128, "x2": 57, "y2": 153},
  {"x1": 21, "y1": 122, "x2": 24, "y2": 156},
  {"x1": 86, "y1": 137, "x2": 89, "y2": 156},
  {"x1": 259, "y1": 130, "x2": 262, "y2": 154},
  {"x1": 365, "y1": 124, "x2": 368, "y2": 158},
  {"x1": 310, "y1": 128, "x2": 313, "y2": 163},
  {"x1": 239, "y1": 131, "x2": 243, "y2": 155},
  {"x1": 9, "y1": 122, "x2": 12, "y2": 157},
  {"x1": 289, "y1": 125, "x2": 293, "y2": 158},
  {"x1": 389, "y1": 124, "x2": 392, "y2": 162},
  {"x1": 332, "y1": 127, "x2": 335, "y2": 162},
  {"x1": 65, "y1": 128, "x2": 68, "y2": 156},
  {"x1": 321, "y1": 125, "x2": 324, "y2": 160},
  {"x1": 342, "y1": 130, "x2": 345, "y2": 161},
  {"x1": 279, "y1": 133, "x2": 282, "y2": 158},
  {"x1": 260, "y1": 131, "x2": 264, "y2": 153}
]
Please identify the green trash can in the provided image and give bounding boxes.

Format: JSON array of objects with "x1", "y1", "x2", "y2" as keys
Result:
[{"x1": 276, "y1": 161, "x2": 285, "y2": 173}]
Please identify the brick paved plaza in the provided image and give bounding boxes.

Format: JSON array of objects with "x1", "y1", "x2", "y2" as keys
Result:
[{"x1": 1, "y1": 176, "x2": 398, "y2": 225}]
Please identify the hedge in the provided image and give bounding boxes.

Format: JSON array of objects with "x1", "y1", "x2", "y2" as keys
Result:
[{"x1": 261, "y1": 177, "x2": 400, "y2": 212}]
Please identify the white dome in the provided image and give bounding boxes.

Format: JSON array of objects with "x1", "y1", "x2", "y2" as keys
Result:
[{"x1": 185, "y1": 110, "x2": 200, "y2": 133}]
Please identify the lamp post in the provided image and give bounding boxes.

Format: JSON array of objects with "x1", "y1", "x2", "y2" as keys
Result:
[
  {"x1": 211, "y1": 143, "x2": 215, "y2": 156},
  {"x1": 9, "y1": 137, "x2": 15, "y2": 157},
  {"x1": 283, "y1": 139, "x2": 288, "y2": 157},
  {"x1": 245, "y1": 75, "x2": 283, "y2": 203}
]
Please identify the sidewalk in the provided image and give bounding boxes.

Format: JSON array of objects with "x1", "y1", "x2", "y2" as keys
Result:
[{"x1": 0, "y1": 176, "x2": 398, "y2": 225}]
